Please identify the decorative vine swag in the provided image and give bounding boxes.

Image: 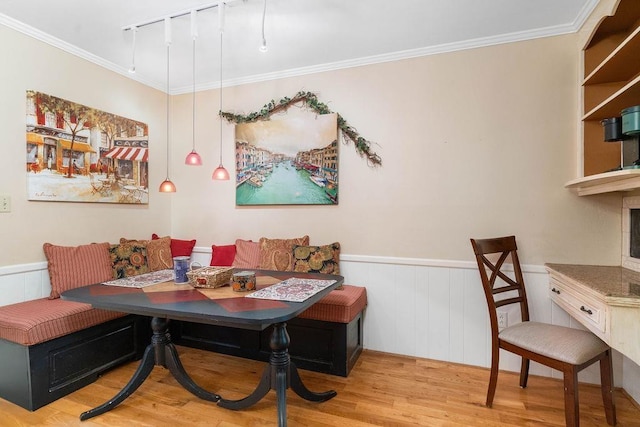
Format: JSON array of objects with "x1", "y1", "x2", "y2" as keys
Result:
[{"x1": 220, "y1": 91, "x2": 382, "y2": 167}]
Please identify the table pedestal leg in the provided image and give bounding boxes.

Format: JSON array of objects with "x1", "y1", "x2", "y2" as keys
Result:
[
  {"x1": 80, "y1": 317, "x2": 220, "y2": 421},
  {"x1": 217, "y1": 322, "x2": 336, "y2": 427}
]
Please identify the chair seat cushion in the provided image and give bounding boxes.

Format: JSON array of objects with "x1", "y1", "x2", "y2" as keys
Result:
[
  {"x1": 499, "y1": 321, "x2": 609, "y2": 365},
  {"x1": 0, "y1": 298, "x2": 125, "y2": 346},
  {"x1": 297, "y1": 284, "x2": 367, "y2": 323}
]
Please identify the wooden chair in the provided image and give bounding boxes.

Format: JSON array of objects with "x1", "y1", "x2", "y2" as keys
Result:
[{"x1": 470, "y1": 236, "x2": 616, "y2": 427}]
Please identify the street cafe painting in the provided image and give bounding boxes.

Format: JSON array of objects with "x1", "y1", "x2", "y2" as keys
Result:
[
  {"x1": 235, "y1": 113, "x2": 339, "y2": 206},
  {"x1": 26, "y1": 91, "x2": 149, "y2": 204}
]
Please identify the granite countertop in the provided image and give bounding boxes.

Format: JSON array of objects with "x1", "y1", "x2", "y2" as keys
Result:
[{"x1": 545, "y1": 263, "x2": 640, "y2": 301}]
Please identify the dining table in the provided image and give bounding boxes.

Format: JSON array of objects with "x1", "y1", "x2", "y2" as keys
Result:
[{"x1": 61, "y1": 269, "x2": 343, "y2": 426}]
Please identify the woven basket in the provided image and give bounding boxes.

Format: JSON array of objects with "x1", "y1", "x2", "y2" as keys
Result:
[{"x1": 187, "y1": 266, "x2": 233, "y2": 288}]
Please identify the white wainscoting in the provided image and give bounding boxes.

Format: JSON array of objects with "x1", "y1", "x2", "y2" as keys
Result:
[{"x1": 1, "y1": 249, "x2": 637, "y2": 404}]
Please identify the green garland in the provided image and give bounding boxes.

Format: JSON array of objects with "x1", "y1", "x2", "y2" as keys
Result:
[{"x1": 220, "y1": 91, "x2": 382, "y2": 166}]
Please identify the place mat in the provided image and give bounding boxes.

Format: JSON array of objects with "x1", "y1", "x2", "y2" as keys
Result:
[
  {"x1": 102, "y1": 269, "x2": 174, "y2": 288},
  {"x1": 245, "y1": 278, "x2": 336, "y2": 302}
]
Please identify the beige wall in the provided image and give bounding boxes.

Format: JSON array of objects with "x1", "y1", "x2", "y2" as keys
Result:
[
  {"x1": 0, "y1": 23, "x2": 623, "y2": 268},
  {"x1": 170, "y1": 34, "x2": 622, "y2": 266},
  {"x1": 0, "y1": 25, "x2": 170, "y2": 266}
]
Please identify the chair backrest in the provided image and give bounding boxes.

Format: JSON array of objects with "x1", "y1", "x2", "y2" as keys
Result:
[{"x1": 470, "y1": 236, "x2": 530, "y2": 334}]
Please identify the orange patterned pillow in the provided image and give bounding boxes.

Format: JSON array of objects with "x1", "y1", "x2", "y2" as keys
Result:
[
  {"x1": 111, "y1": 240, "x2": 148, "y2": 279},
  {"x1": 259, "y1": 236, "x2": 310, "y2": 271},
  {"x1": 43, "y1": 242, "x2": 113, "y2": 299},
  {"x1": 146, "y1": 236, "x2": 173, "y2": 271}
]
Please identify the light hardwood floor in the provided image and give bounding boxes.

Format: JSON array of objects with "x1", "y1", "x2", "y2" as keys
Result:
[{"x1": 2, "y1": 347, "x2": 640, "y2": 426}]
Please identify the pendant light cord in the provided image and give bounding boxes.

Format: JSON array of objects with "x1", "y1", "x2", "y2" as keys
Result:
[
  {"x1": 166, "y1": 43, "x2": 171, "y2": 179},
  {"x1": 192, "y1": 37, "x2": 196, "y2": 151},
  {"x1": 219, "y1": 30, "x2": 224, "y2": 165}
]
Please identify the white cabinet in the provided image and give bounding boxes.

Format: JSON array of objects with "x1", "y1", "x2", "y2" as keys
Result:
[
  {"x1": 568, "y1": 0, "x2": 640, "y2": 195},
  {"x1": 546, "y1": 264, "x2": 640, "y2": 365}
]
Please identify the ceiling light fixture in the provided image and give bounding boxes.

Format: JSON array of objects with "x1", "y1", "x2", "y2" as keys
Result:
[
  {"x1": 184, "y1": 10, "x2": 202, "y2": 166},
  {"x1": 259, "y1": 0, "x2": 268, "y2": 53},
  {"x1": 159, "y1": 18, "x2": 177, "y2": 192},
  {"x1": 213, "y1": 1, "x2": 230, "y2": 181},
  {"x1": 128, "y1": 27, "x2": 137, "y2": 73}
]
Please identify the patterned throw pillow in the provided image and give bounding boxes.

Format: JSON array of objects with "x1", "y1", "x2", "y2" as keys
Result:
[
  {"x1": 232, "y1": 239, "x2": 260, "y2": 269},
  {"x1": 146, "y1": 236, "x2": 173, "y2": 271},
  {"x1": 110, "y1": 241, "x2": 148, "y2": 279},
  {"x1": 293, "y1": 242, "x2": 341, "y2": 275},
  {"x1": 259, "y1": 236, "x2": 310, "y2": 271},
  {"x1": 43, "y1": 242, "x2": 113, "y2": 299}
]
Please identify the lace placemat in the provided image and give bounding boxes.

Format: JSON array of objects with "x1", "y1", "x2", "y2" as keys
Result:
[
  {"x1": 245, "y1": 277, "x2": 336, "y2": 302},
  {"x1": 102, "y1": 269, "x2": 174, "y2": 288}
]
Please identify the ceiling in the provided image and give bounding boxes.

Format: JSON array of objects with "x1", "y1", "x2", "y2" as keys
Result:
[{"x1": 0, "y1": 0, "x2": 597, "y2": 94}]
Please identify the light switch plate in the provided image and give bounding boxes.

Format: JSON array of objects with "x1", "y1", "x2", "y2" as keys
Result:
[{"x1": 0, "y1": 195, "x2": 11, "y2": 213}]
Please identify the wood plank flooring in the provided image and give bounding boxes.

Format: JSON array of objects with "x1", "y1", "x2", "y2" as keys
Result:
[{"x1": 1, "y1": 347, "x2": 640, "y2": 426}]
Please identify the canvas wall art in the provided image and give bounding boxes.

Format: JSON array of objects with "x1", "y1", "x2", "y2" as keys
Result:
[
  {"x1": 235, "y1": 113, "x2": 338, "y2": 206},
  {"x1": 26, "y1": 91, "x2": 149, "y2": 204}
]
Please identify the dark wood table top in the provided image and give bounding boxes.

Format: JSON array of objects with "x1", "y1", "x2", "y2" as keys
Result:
[{"x1": 62, "y1": 269, "x2": 344, "y2": 330}]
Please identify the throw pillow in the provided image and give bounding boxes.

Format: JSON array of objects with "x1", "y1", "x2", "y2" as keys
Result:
[
  {"x1": 43, "y1": 242, "x2": 113, "y2": 299},
  {"x1": 152, "y1": 233, "x2": 196, "y2": 258},
  {"x1": 293, "y1": 242, "x2": 341, "y2": 275},
  {"x1": 259, "y1": 235, "x2": 310, "y2": 271},
  {"x1": 210, "y1": 244, "x2": 236, "y2": 266},
  {"x1": 146, "y1": 236, "x2": 173, "y2": 271},
  {"x1": 110, "y1": 240, "x2": 148, "y2": 279},
  {"x1": 232, "y1": 239, "x2": 261, "y2": 269}
]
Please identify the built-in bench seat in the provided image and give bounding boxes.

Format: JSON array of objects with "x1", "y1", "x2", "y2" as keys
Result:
[
  {"x1": 0, "y1": 298, "x2": 148, "y2": 411},
  {"x1": 171, "y1": 284, "x2": 367, "y2": 377},
  {"x1": 0, "y1": 238, "x2": 367, "y2": 411}
]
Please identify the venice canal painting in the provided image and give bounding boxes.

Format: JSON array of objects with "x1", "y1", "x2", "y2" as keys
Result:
[
  {"x1": 235, "y1": 113, "x2": 339, "y2": 205},
  {"x1": 26, "y1": 91, "x2": 149, "y2": 204}
]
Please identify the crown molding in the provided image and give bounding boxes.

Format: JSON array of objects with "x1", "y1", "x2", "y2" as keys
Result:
[
  {"x1": 173, "y1": 20, "x2": 593, "y2": 94},
  {"x1": 2, "y1": 0, "x2": 599, "y2": 96},
  {"x1": 0, "y1": 12, "x2": 166, "y2": 92}
]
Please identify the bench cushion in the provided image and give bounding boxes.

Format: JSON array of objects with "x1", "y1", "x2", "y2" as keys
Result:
[
  {"x1": 298, "y1": 284, "x2": 367, "y2": 323},
  {"x1": 0, "y1": 298, "x2": 125, "y2": 346}
]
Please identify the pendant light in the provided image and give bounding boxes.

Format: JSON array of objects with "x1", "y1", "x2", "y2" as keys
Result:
[
  {"x1": 212, "y1": 1, "x2": 230, "y2": 181},
  {"x1": 159, "y1": 18, "x2": 177, "y2": 193},
  {"x1": 185, "y1": 10, "x2": 202, "y2": 166}
]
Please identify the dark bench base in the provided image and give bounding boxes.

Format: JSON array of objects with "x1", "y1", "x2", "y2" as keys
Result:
[
  {"x1": 0, "y1": 314, "x2": 149, "y2": 411},
  {"x1": 170, "y1": 311, "x2": 364, "y2": 377}
]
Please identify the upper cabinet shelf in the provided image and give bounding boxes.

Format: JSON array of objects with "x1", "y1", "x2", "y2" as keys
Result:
[
  {"x1": 571, "y1": 0, "x2": 640, "y2": 191},
  {"x1": 583, "y1": 73, "x2": 640, "y2": 121},
  {"x1": 583, "y1": 25, "x2": 640, "y2": 86}
]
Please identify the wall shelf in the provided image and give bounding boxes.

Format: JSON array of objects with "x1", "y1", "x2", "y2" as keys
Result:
[
  {"x1": 583, "y1": 74, "x2": 640, "y2": 121},
  {"x1": 583, "y1": 25, "x2": 640, "y2": 86},
  {"x1": 580, "y1": 0, "x2": 640, "y2": 179},
  {"x1": 565, "y1": 169, "x2": 640, "y2": 196}
]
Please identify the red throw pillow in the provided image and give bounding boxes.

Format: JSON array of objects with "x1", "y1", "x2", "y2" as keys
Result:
[
  {"x1": 210, "y1": 244, "x2": 236, "y2": 266},
  {"x1": 152, "y1": 233, "x2": 196, "y2": 258}
]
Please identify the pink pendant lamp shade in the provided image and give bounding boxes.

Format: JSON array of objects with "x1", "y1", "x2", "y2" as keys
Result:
[
  {"x1": 159, "y1": 178, "x2": 177, "y2": 192},
  {"x1": 185, "y1": 149, "x2": 202, "y2": 166},
  {"x1": 212, "y1": 164, "x2": 230, "y2": 180}
]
